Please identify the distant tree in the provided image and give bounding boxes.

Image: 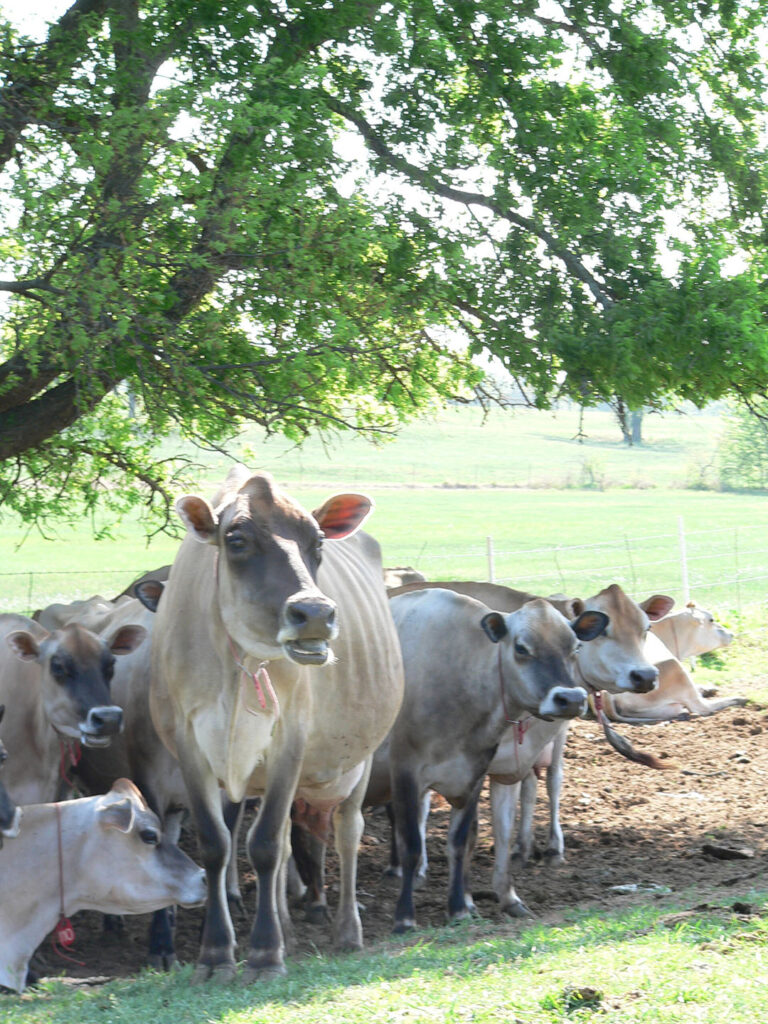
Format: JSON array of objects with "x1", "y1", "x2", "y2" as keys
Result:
[
  {"x1": 719, "y1": 400, "x2": 768, "y2": 490},
  {"x1": 2, "y1": 2, "x2": 768, "y2": 529}
]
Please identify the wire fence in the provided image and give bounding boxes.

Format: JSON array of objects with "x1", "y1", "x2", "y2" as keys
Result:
[{"x1": 2, "y1": 522, "x2": 767, "y2": 631}]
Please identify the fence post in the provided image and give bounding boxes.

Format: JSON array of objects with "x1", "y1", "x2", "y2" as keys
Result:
[
  {"x1": 678, "y1": 516, "x2": 690, "y2": 605},
  {"x1": 486, "y1": 536, "x2": 495, "y2": 583}
]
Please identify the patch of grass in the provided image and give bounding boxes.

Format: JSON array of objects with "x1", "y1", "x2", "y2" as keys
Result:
[{"x1": 4, "y1": 894, "x2": 767, "y2": 1024}]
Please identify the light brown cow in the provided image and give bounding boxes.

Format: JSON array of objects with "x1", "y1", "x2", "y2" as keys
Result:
[
  {"x1": 386, "y1": 579, "x2": 674, "y2": 916},
  {"x1": 601, "y1": 602, "x2": 745, "y2": 723},
  {"x1": 0, "y1": 779, "x2": 206, "y2": 992},
  {"x1": 0, "y1": 614, "x2": 145, "y2": 804},
  {"x1": 150, "y1": 466, "x2": 404, "y2": 981},
  {"x1": 364, "y1": 588, "x2": 608, "y2": 932}
]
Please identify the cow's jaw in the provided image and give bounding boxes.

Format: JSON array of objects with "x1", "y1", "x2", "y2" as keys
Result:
[{"x1": 282, "y1": 637, "x2": 332, "y2": 666}]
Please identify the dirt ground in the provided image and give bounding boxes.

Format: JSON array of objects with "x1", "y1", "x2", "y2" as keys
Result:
[{"x1": 33, "y1": 702, "x2": 768, "y2": 985}]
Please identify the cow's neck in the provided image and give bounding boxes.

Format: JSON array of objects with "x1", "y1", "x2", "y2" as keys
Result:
[{"x1": 0, "y1": 801, "x2": 85, "y2": 992}]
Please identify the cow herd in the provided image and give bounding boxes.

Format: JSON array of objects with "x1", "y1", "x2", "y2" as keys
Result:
[{"x1": 0, "y1": 466, "x2": 745, "y2": 992}]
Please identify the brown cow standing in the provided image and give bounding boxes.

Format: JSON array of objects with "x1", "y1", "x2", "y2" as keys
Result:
[{"x1": 150, "y1": 466, "x2": 404, "y2": 981}]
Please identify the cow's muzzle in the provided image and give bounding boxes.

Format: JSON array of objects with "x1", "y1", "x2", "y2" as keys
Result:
[
  {"x1": 278, "y1": 593, "x2": 337, "y2": 666},
  {"x1": 629, "y1": 667, "x2": 658, "y2": 694},
  {"x1": 538, "y1": 686, "x2": 588, "y2": 720},
  {"x1": 80, "y1": 705, "x2": 124, "y2": 747}
]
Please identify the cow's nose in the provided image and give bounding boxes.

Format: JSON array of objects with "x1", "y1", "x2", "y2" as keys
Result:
[
  {"x1": 629, "y1": 667, "x2": 658, "y2": 693},
  {"x1": 284, "y1": 596, "x2": 337, "y2": 637},
  {"x1": 84, "y1": 705, "x2": 124, "y2": 736}
]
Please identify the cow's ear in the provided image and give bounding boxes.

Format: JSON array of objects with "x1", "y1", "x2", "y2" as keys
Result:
[
  {"x1": 572, "y1": 610, "x2": 609, "y2": 641},
  {"x1": 135, "y1": 579, "x2": 164, "y2": 613},
  {"x1": 639, "y1": 594, "x2": 675, "y2": 621},
  {"x1": 6, "y1": 630, "x2": 42, "y2": 662},
  {"x1": 481, "y1": 612, "x2": 508, "y2": 643},
  {"x1": 569, "y1": 598, "x2": 585, "y2": 617},
  {"x1": 176, "y1": 495, "x2": 218, "y2": 543},
  {"x1": 312, "y1": 494, "x2": 373, "y2": 539},
  {"x1": 97, "y1": 791, "x2": 135, "y2": 834},
  {"x1": 107, "y1": 624, "x2": 147, "y2": 656}
]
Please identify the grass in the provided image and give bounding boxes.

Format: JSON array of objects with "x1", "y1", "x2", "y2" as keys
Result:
[{"x1": 4, "y1": 892, "x2": 767, "y2": 1024}]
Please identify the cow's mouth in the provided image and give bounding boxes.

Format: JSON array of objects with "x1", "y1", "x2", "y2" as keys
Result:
[
  {"x1": 284, "y1": 638, "x2": 330, "y2": 666},
  {"x1": 79, "y1": 728, "x2": 114, "y2": 748}
]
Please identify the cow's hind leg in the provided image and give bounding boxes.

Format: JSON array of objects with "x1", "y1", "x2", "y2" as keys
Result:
[{"x1": 446, "y1": 778, "x2": 484, "y2": 923}]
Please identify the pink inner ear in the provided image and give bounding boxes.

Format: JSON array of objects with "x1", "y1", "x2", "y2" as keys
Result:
[
  {"x1": 643, "y1": 594, "x2": 676, "y2": 621},
  {"x1": 313, "y1": 494, "x2": 373, "y2": 539}
]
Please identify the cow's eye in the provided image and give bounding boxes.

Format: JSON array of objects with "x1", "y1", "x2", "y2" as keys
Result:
[
  {"x1": 139, "y1": 828, "x2": 159, "y2": 846},
  {"x1": 50, "y1": 656, "x2": 67, "y2": 679},
  {"x1": 514, "y1": 642, "x2": 530, "y2": 658},
  {"x1": 103, "y1": 657, "x2": 115, "y2": 683},
  {"x1": 314, "y1": 537, "x2": 324, "y2": 562},
  {"x1": 226, "y1": 530, "x2": 247, "y2": 553}
]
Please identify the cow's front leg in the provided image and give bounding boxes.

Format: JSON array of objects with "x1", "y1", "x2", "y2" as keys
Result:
[
  {"x1": 446, "y1": 778, "x2": 483, "y2": 923},
  {"x1": 331, "y1": 758, "x2": 372, "y2": 950},
  {"x1": 511, "y1": 771, "x2": 538, "y2": 864},
  {"x1": 243, "y1": 740, "x2": 304, "y2": 981},
  {"x1": 177, "y1": 737, "x2": 236, "y2": 982}
]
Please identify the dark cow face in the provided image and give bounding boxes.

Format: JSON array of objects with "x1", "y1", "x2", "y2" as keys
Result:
[
  {"x1": 481, "y1": 599, "x2": 605, "y2": 719},
  {"x1": 0, "y1": 706, "x2": 21, "y2": 844},
  {"x1": 177, "y1": 469, "x2": 373, "y2": 667},
  {"x1": 6, "y1": 622, "x2": 146, "y2": 747},
  {"x1": 572, "y1": 584, "x2": 674, "y2": 694}
]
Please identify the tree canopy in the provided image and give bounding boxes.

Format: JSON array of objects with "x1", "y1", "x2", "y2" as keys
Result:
[{"x1": 2, "y1": 0, "x2": 767, "y2": 529}]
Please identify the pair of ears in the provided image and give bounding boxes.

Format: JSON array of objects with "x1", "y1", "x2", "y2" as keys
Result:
[
  {"x1": 480, "y1": 609, "x2": 610, "y2": 644},
  {"x1": 177, "y1": 492, "x2": 374, "y2": 544}
]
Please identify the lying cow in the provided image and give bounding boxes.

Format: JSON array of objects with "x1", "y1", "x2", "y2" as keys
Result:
[
  {"x1": 364, "y1": 587, "x2": 607, "y2": 932},
  {"x1": 599, "y1": 602, "x2": 745, "y2": 724},
  {"x1": 0, "y1": 614, "x2": 146, "y2": 804},
  {"x1": 0, "y1": 706, "x2": 21, "y2": 844},
  {"x1": 150, "y1": 466, "x2": 404, "y2": 981},
  {"x1": 0, "y1": 778, "x2": 206, "y2": 993}
]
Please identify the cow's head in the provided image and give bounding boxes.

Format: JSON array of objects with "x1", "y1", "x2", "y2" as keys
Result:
[
  {"x1": 0, "y1": 706, "x2": 21, "y2": 844},
  {"x1": 177, "y1": 467, "x2": 373, "y2": 667},
  {"x1": 480, "y1": 599, "x2": 607, "y2": 719},
  {"x1": 90, "y1": 778, "x2": 206, "y2": 913},
  {"x1": 659, "y1": 601, "x2": 733, "y2": 658},
  {"x1": 6, "y1": 622, "x2": 145, "y2": 747},
  {"x1": 570, "y1": 584, "x2": 674, "y2": 694}
]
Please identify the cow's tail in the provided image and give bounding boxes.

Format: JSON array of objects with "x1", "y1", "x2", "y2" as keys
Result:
[{"x1": 599, "y1": 717, "x2": 677, "y2": 770}]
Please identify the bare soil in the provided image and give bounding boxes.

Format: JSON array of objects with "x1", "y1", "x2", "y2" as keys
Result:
[{"x1": 34, "y1": 703, "x2": 768, "y2": 984}]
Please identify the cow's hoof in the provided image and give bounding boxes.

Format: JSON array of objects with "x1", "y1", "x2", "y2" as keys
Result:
[
  {"x1": 543, "y1": 849, "x2": 565, "y2": 866},
  {"x1": 241, "y1": 962, "x2": 287, "y2": 984},
  {"x1": 382, "y1": 865, "x2": 402, "y2": 880},
  {"x1": 392, "y1": 918, "x2": 415, "y2": 934},
  {"x1": 502, "y1": 899, "x2": 534, "y2": 919},
  {"x1": 191, "y1": 963, "x2": 235, "y2": 985},
  {"x1": 333, "y1": 929, "x2": 363, "y2": 952},
  {"x1": 147, "y1": 953, "x2": 178, "y2": 972},
  {"x1": 304, "y1": 902, "x2": 331, "y2": 925}
]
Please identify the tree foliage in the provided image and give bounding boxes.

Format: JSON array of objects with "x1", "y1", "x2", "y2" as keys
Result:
[
  {"x1": 719, "y1": 399, "x2": 768, "y2": 490},
  {"x1": 2, "y1": 1, "x2": 768, "y2": 528}
]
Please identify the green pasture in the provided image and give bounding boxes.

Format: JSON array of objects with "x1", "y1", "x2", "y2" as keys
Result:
[{"x1": 4, "y1": 892, "x2": 767, "y2": 1024}]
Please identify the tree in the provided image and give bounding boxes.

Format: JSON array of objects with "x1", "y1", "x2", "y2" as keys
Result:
[
  {"x1": 719, "y1": 399, "x2": 768, "y2": 490},
  {"x1": 2, "y1": 1, "x2": 768, "y2": 529}
]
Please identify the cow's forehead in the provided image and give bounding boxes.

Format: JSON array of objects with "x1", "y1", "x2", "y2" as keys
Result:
[
  {"x1": 587, "y1": 584, "x2": 645, "y2": 630},
  {"x1": 516, "y1": 600, "x2": 573, "y2": 643},
  {"x1": 219, "y1": 477, "x2": 317, "y2": 536},
  {"x1": 45, "y1": 623, "x2": 103, "y2": 661}
]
